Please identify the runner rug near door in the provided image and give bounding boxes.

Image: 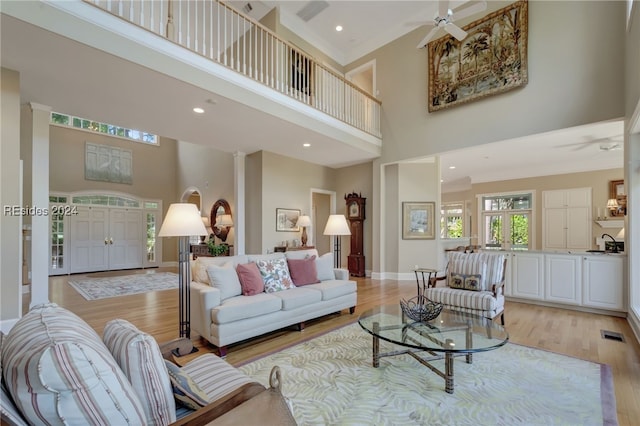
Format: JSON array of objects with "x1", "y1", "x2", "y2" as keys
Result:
[
  {"x1": 239, "y1": 322, "x2": 617, "y2": 426},
  {"x1": 69, "y1": 272, "x2": 178, "y2": 300}
]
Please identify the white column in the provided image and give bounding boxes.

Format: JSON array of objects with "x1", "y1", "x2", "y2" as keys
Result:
[
  {"x1": 233, "y1": 152, "x2": 246, "y2": 255},
  {"x1": 29, "y1": 102, "x2": 51, "y2": 308}
]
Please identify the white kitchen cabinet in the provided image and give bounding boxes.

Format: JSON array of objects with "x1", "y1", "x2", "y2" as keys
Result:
[
  {"x1": 545, "y1": 254, "x2": 582, "y2": 305},
  {"x1": 511, "y1": 252, "x2": 544, "y2": 300},
  {"x1": 542, "y1": 188, "x2": 591, "y2": 251},
  {"x1": 582, "y1": 255, "x2": 625, "y2": 311}
]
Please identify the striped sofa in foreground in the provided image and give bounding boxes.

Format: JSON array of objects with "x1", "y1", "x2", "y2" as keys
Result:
[
  {"x1": 426, "y1": 251, "x2": 507, "y2": 324},
  {"x1": 0, "y1": 303, "x2": 271, "y2": 426}
]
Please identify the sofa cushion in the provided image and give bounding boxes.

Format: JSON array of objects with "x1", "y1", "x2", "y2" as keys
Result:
[
  {"x1": 270, "y1": 287, "x2": 322, "y2": 310},
  {"x1": 449, "y1": 256, "x2": 488, "y2": 290},
  {"x1": 236, "y1": 262, "x2": 265, "y2": 295},
  {"x1": 206, "y1": 262, "x2": 242, "y2": 301},
  {"x1": 447, "y1": 252, "x2": 505, "y2": 288},
  {"x1": 193, "y1": 255, "x2": 249, "y2": 284},
  {"x1": 315, "y1": 252, "x2": 335, "y2": 281},
  {"x1": 425, "y1": 287, "x2": 504, "y2": 312},
  {"x1": 1, "y1": 303, "x2": 146, "y2": 425},
  {"x1": 255, "y1": 258, "x2": 295, "y2": 293},
  {"x1": 247, "y1": 253, "x2": 286, "y2": 263},
  {"x1": 287, "y1": 255, "x2": 320, "y2": 286},
  {"x1": 164, "y1": 360, "x2": 210, "y2": 410},
  {"x1": 284, "y1": 248, "x2": 319, "y2": 260},
  {"x1": 211, "y1": 293, "x2": 282, "y2": 324},
  {"x1": 103, "y1": 319, "x2": 176, "y2": 425},
  {"x1": 303, "y1": 280, "x2": 357, "y2": 301}
]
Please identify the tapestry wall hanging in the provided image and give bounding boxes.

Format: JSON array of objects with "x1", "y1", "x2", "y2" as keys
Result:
[
  {"x1": 427, "y1": 0, "x2": 528, "y2": 112},
  {"x1": 85, "y1": 142, "x2": 133, "y2": 184}
]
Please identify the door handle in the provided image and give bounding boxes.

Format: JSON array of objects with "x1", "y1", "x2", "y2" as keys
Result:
[
  {"x1": 104, "y1": 238, "x2": 108, "y2": 245},
  {"x1": 109, "y1": 238, "x2": 114, "y2": 245}
]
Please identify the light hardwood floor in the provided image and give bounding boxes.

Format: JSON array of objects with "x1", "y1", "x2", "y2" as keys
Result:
[{"x1": 25, "y1": 269, "x2": 640, "y2": 425}]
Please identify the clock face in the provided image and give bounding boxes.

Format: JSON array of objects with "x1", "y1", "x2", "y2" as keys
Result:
[{"x1": 349, "y1": 201, "x2": 360, "y2": 218}]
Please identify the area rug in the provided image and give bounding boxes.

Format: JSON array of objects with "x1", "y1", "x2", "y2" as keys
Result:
[
  {"x1": 238, "y1": 322, "x2": 617, "y2": 426},
  {"x1": 69, "y1": 272, "x2": 178, "y2": 300}
]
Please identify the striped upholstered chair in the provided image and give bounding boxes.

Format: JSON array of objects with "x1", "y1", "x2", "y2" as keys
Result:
[
  {"x1": 0, "y1": 303, "x2": 276, "y2": 425},
  {"x1": 425, "y1": 251, "x2": 507, "y2": 325}
]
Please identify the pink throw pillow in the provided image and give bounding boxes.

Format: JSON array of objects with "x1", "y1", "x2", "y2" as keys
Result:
[
  {"x1": 236, "y1": 262, "x2": 264, "y2": 296},
  {"x1": 287, "y1": 255, "x2": 320, "y2": 286}
]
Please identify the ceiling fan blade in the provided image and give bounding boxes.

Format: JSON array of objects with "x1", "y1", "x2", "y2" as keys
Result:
[
  {"x1": 445, "y1": 23, "x2": 467, "y2": 41},
  {"x1": 438, "y1": 0, "x2": 450, "y2": 19},
  {"x1": 451, "y1": 0, "x2": 487, "y2": 21},
  {"x1": 417, "y1": 26, "x2": 440, "y2": 48}
]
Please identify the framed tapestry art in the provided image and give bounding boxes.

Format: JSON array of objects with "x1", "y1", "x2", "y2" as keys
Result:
[
  {"x1": 427, "y1": 0, "x2": 528, "y2": 112},
  {"x1": 402, "y1": 202, "x2": 435, "y2": 240}
]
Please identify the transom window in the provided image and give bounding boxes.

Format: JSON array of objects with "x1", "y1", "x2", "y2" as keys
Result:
[
  {"x1": 50, "y1": 112, "x2": 158, "y2": 145},
  {"x1": 72, "y1": 195, "x2": 140, "y2": 208}
]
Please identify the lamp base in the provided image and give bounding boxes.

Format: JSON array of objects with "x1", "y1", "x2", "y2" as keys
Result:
[{"x1": 159, "y1": 337, "x2": 199, "y2": 358}]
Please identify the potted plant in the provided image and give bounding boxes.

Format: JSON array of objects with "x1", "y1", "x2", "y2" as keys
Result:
[{"x1": 207, "y1": 240, "x2": 228, "y2": 257}]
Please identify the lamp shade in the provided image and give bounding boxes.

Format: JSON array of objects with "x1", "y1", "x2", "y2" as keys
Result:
[
  {"x1": 323, "y1": 214, "x2": 351, "y2": 236},
  {"x1": 607, "y1": 199, "x2": 619, "y2": 209},
  {"x1": 297, "y1": 215, "x2": 312, "y2": 227},
  {"x1": 158, "y1": 203, "x2": 207, "y2": 237},
  {"x1": 217, "y1": 214, "x2": 234, "y2": 227}
]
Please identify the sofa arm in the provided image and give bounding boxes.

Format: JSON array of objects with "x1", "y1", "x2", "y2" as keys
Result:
[
  {"x1": 190, "y1": 282, "x2": 222, "y2": 340},
  {"x1": 333, "y1": 268, "x2": 349, "y2": 280}
]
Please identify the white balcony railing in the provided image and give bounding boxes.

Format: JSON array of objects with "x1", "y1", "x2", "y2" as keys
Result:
[{"x1": 84, "y1": 0, "x2": 382, "y2": 137}]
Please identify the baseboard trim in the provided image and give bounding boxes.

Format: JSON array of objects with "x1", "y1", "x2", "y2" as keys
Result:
[
  {"x1": 628, "y1": 308, "x2": 640, "y2": 345},
  {"x1": 506, "y1": 297, "x2": 627, "y2": 318}
]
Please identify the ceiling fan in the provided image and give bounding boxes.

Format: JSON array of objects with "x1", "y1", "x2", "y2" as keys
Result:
[{"x1": 413, "y1": 0, "x2": 487, "y2": 48}]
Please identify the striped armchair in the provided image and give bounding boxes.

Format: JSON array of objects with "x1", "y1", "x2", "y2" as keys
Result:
[{"x1": 426, "y1": 251, "x2": 507, "y2": 325}]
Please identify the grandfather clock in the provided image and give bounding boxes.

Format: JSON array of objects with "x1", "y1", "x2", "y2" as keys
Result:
[{"x1": 345, "y1": 192, "x2": 366, "y2": 277}]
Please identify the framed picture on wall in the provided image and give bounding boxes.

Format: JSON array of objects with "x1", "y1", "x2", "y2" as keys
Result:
[
  {"x1": 276, "y1": 208, "x2": 301, "y2": 232},
  {"x1": 402, "y1": 202, "x2": 435, "y2": 239}
]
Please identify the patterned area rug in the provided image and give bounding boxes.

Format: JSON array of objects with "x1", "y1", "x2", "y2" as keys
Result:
[
  {"x1": 69, "y1": 272, "x2": 178, "y2": 300},
  {"x1": 239, "y1": 322, "x2": 617, "y2": 426}
]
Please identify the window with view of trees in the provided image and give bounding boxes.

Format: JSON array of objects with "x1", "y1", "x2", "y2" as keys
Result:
[
  {"x1": 50, "y1": 112, "x2": 158, "y2": 145},
  {"x1": 480, "y1": 192, "x2": 532, "y2": 251},
  {"x1": 441, "y1": 202, "x2": 464, "y2": 238}
]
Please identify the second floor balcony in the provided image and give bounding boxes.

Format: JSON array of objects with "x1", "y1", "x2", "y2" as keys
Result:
[{"x1": 1, "y1": 0, "x2": 381, "y2": 167}]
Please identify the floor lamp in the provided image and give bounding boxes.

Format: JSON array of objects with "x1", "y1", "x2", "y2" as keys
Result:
[
  {"x1": 323, "y1": 214, "x2": 351, "y2": 268},
  {"x1": 158, "y1": 203, "x2": 207, "y2": 356}
]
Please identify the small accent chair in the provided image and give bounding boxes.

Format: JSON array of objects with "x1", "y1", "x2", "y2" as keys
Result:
[{"x1": 426, "y1": 251, "x2": 507, "y2": 325}]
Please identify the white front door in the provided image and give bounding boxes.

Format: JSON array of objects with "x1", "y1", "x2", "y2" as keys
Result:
[
  {"x1": 109, "y1": 209, "x2": 143, "y2": 270},
  {"x1": 70, "y1": 206, "x2": 109, "y2": 273}
]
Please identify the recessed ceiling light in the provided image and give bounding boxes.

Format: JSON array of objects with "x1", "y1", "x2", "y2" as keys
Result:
[
  {"x1": 449, "y1": 165, "x2": 456, "y2": 169},
  {"x1": 193, "y1": 107, "x2": 204, "y2": 114},
  {"x1": 303, "y1": 143, "x2": 311, "y2": 148},
  {"x1": 335, "y1": 25, "x2": 343, "y2": 32}
]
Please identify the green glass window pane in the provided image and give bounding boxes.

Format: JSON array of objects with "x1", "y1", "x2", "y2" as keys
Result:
[
  {"x1": 145, "y1": 202, "x2": 159, "y2": 209},
  {"x1": 51, "y1": 113, "x2": 69, "y2": 125},
  {"x1": 72, "y1": 117, "x2": 82, "y2": 127},
  {"x1": 116, "y1": 127, "x2": 125, "y2": 137},
  {"x1": 81, "y1": 119, "x2": 91, "y2": 129}
]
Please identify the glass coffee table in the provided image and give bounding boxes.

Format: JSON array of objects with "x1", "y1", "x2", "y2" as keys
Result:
[{"x1": 358, "y1": 304, "x2": 509, "y2": 393}]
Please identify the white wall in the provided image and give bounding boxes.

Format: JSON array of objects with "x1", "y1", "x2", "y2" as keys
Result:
[{"x1": 1, "y1": 68, "x2": 22, "y2": 329}]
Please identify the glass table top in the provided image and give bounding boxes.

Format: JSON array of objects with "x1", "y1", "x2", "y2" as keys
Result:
[{"x1": 358, "y1": 304, "x2": 509, "y2": 353}]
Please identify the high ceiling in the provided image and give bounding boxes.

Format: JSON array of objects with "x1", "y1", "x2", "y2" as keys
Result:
[{"x1": 1, "y1": 1, "x2": 624, "y2": 185}]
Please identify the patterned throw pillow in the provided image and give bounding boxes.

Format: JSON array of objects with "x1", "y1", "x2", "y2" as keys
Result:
[
  {"x1": 449, "y1": 272, "x2": 466, "y2": 289},
  {"x1": 464, "y1": 274, "x2": 483, "y2": 291},
  {"x1": 255, "y1": 258, "x2": 295, "y2": 293},
  {"x1": 164, "y1": 360, "x2": 210, "y2": 410}
]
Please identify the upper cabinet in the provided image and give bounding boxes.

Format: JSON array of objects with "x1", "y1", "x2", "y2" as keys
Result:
[{"x1": 542, "y1": 188, "x2": 592, "y2": 251}]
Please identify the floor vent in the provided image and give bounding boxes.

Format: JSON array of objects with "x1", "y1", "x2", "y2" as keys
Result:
[{"x1": 601, "y1": 330, "x2": 625, "y2": 343}]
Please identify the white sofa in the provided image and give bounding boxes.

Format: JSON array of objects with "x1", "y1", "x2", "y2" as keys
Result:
[{"x1": 190, "y1": 249, "x2": 357, "y2": 356}]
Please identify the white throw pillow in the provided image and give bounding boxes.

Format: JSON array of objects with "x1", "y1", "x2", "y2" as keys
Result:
[
  {"x1": 206, "y1": 262, "x2": 242, "y2": 301},
  {"x1": 316, "y1": 253, "x2": 335, "y2": 281}
]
